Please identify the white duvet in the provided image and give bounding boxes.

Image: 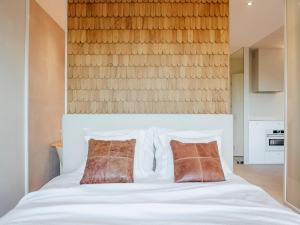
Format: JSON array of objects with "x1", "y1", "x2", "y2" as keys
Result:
[{"x1": 1, "y1": 172, "x2": 300, "y2": 225}]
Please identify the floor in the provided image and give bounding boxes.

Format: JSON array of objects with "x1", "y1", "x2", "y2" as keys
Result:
[{"x1": 234, "y1": 164, "x2": 284, "y2": 203}]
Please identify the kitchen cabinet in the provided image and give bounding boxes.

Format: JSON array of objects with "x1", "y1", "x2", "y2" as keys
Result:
[{"x1": 252, "y1": 48, "x2": 284, "y2": 92}]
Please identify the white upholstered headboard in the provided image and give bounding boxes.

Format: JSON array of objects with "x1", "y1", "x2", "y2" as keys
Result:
[{"x1": 62, "y1": 114, "x2": 233, "y2": 173}]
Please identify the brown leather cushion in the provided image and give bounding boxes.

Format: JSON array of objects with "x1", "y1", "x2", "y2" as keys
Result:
[
  {"x1": 80, "y1": 139, "x2": 136, "y2": 184},
  {"x1": 170, "y1": 140, "x2": 225, "y2": 182}
]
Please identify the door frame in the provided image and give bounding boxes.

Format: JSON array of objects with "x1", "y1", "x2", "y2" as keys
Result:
[
  {"x1": 283, "y1": 0, "x2": 300, "y2": 213},
  {"x1": 231, "y1": 72, "x2": 244, "y2": 157}
]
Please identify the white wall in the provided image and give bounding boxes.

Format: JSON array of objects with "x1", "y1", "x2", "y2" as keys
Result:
[
  {"x1": 248, "y1": 49, "x2": 285, "y2": 121},
  {"x1": 243, "y1": 48, "x2": 285, "y2": 164},
  {"x1": 248, "y1": 92, "x2": 285, "y2": 121},
  {"x1": 0, "y1": 0, "x2": 26, "y2": 216}
]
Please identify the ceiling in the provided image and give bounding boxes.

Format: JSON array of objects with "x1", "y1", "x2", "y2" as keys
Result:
[
  {"x1": 251, "y1": 26, "x2": 284, "y2": 49},
  {"x1": 35, "y1": 0, "x2": 285, "y2": 53},
  {"x1": 230, "y1": 0, "x2": 284, "y2": 53}
]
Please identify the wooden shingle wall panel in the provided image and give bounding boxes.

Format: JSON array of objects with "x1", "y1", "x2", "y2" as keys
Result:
[{"x1": 67, "y1": 0, "x2": 229, "y2": 113}]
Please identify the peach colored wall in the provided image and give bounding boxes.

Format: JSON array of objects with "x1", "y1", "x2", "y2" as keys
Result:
[{"x1": 29, "y1": 0, "x2": 65, "y2": 191}]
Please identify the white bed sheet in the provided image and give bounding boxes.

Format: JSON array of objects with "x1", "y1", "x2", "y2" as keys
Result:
[{"x1": 1, "y1": 172, "x2": 300, "y2": 225}]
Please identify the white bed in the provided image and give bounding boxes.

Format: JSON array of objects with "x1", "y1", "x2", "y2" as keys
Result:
[
  {"x1": 1, "y1": 114, "x2": 300, "y2": 225},
  {"x1": 2, "y1": 171, "x2": 300, "y2": 225}
]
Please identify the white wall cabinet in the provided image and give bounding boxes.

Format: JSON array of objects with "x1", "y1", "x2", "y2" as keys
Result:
[{"x1": 252, "y1": 48, "x2": 284, "y2": 92}]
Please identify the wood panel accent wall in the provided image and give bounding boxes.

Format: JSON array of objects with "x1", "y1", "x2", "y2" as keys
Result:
[{"x1": 67, "y1": 0, "x2": 229, "y2": 113}]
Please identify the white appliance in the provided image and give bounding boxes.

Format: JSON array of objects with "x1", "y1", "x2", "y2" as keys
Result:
[
  {"x1": 265, "y1": 129, "x2": 284, "y2": 152},
  {"x1": 248, "y1": 121, "x2": 284, "y2": 164}
]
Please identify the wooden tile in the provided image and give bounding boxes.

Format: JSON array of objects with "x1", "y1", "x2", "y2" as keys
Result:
[{"x1": 67, "y1": 0, "x2": 229, "y2": 113}]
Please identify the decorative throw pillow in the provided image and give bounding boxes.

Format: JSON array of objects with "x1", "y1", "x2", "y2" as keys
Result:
[
  {"x1": 170, "y1": 140, "x2": 225, "y2": 182},
  {"x1": 80, "y1": 139, "x2": 136, "y2": 184}
]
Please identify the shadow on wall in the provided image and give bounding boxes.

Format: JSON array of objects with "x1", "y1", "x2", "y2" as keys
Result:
[{"x1": 48, "y1": 147, "x2": 60, "y2": 182}]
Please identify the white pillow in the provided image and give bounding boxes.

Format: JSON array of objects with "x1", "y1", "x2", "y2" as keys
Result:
[
  {"x1": 153, "y1": 128, "x2": 232, "y2": 182},
  {"x1": 77, "y1": 128, "x2": 155, "y2": 183}
]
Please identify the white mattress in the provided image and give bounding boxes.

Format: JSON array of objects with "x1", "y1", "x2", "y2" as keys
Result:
[{"x1": 1, "y1": 172, "x2": 300, "y2": 225}]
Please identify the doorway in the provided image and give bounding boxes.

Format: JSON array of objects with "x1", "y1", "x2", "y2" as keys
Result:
[
  {"x1": 230, "y1": 49, "x2": 244, "y2": 164},
  {"x1": 230, "y1": 0, "x2": 285, "y2": 203}
]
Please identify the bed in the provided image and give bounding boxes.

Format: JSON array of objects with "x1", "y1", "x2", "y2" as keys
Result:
[{"x1": 1, "y1": 114, "x2": 300, "y2": 225}]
